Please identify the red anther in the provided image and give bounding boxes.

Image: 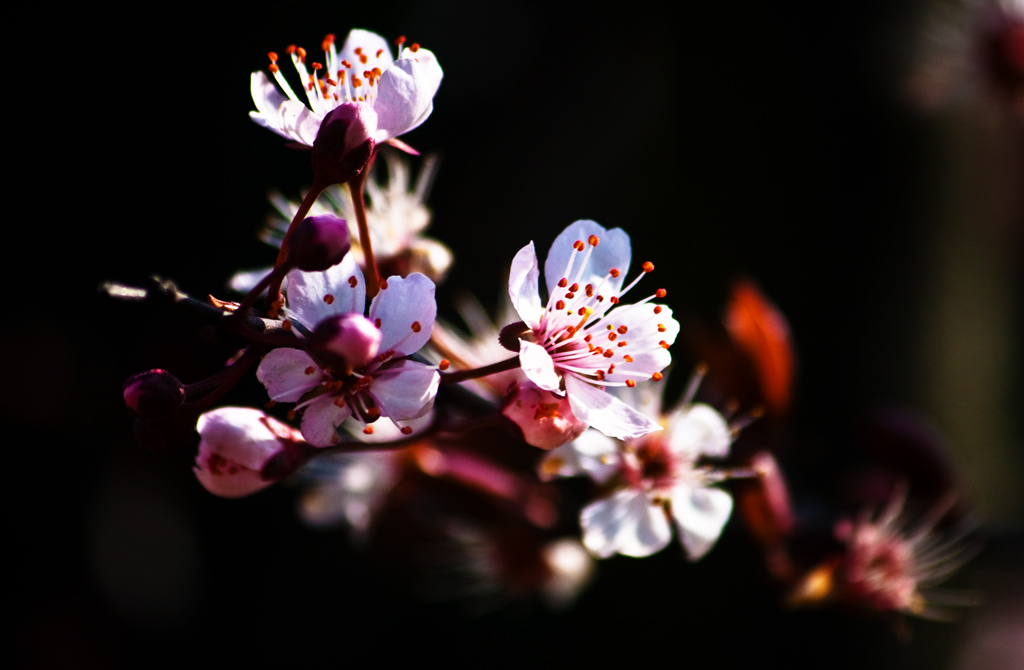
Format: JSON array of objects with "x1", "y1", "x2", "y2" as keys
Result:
[
  {"x1": 588, "y1": 235, "x2": 599, "y2": 246},
  {"x1": 325, "y1": 33, "x2": 335, "y2": 43},
  {"x1": 585, "y1": 285, "x2": 594, "y2": 297},
  {"x1": 565, "y1": 326, "x2": 576, "y2": 336},
  {"x1": 363, "y1": 426, "x2": 374, "y2": 435},
  {"x1": 578, "y1": 307, "x2": 588, "y2": 316},
  {"x1": 321, "y1": 38, "x2": 333, "y2": 51},
  {"x1": 379, "y1": 279, "x2": 388, "y2": 290},
  {"x1": 265, "y1": 400, "x2": 277, "y2": 408},
  {"x1": 363, "y1": 70, "x2": 373, "y2": 78},
  {"x1": 304, "y1": 366, "x2": 316, "y2": 375},
  {"x1": 569, "y1": 283, "x2": 579, "y2": 293},
  {"x1": 653, "y1": 305, "x2": 663, "y2": 314},
  {"x1": 396, "y1": 35, "x2": 407, "y2": 45},
  {"x1": 617, "y1": 325, "x2": 628, "y2": 334},
  {"x1": 341, "y1": 59, "x2": 352, "y2": 68},
  {"x1": 410, "y1": 43, "x2": 420, "y2": 52},
  {"x1": 595, "y1": 370, "x2": 606, "y2": 381},
  {"x1": 296, "y1": 47, "x2": 307, "y2": 58},
  {"x1": 282, "y1": 320, "x2": 293, "y2": 330},
  {"x1": 287, "y1": 409, "x2": 297, "y2": 420},
  {"x1": 372, "y1": 66, "x2": 382, "y2": 77},
  {"x1": 626, "y1": 379, "x2": 636, "y2": 388},
  {"x1": 609, "y1": 268, "x2": 620, "y2": 278},
  {"x1": 656, "y1": 288, "x2": 667, "y2": 298},
  {"x1": 617, "y1": 341, "x2": 627, "y2": 347},
  {"x1": 376, "y1": 49, "x2": 384, "y2": 58},
  {"x1": 411, "y1": 321, "x2": 422, "y2": 333},
  {"x1": 348, "y1": 276, "x2": 358, "y2": 287},
  {"x1": 269, "y1": 64, "x2": 280, "y2": 73},
  {"x1": 352, "y1": 76, "x2": 363, "y2": 87},
  {"x1": 268, "y1": 51, "x2": 279, "y2": 62},
  {"x1": 287, "y1": 45, "x2": 297, "y2": 54},
  {"x1": 623, "y1": 354, "x2": 634, "y2": 362},
  {"x1": 439, "y1": 359, "x2": 450, "y2": 371},
  {"x1": 607, "y1": 332, "x2": 617, "y2": 341},
  {"x1": 326, "y1": 78, "x2": 337, "y2": 86},
  {"x1": 642, "y1": 261, "x2": 654, "y2": 273},
  {"x1": 401, "y1": 426, "x2": 414, "y2": 435},
  {"x1": 659, "y1": 340, "x2": 669, "y2": 349},
  {"x1": 312, "y1": 62, "x2": 323, "y2": 70},
  {"x1": 323, "y1": 294, "x2": 335, "y2": 304},
  {"x1": 607, "y1": 364, "x2": 615, "y2": 374},
  {"x1": 556, "y1": 300, "x2": 565, "y2": 310},
  {"x1": 558, "y1": 278, "x2": 568, "y2": 288},
  {"x1": 603, "y1": 350, "x2": 614, "y2": 358},
  {"x1": 354, "y1": 47, "x2": 364, "y2": 54},
  {"x1": 374, "y1": 318, "x2": 382, "y2": 328},
  {"x1": 610, "y1": 297, "x2": 620, "y2": 304},
  {"x1": 657, "y1": 324, "x2": 666, "y2": 332},
  {"x1": 366, "y1": 407, "x2": 381, "y2": 419},
  {"x1": 651, "y1": 372, "x2": 663, "y2": 381},
  {"x1": 359, "y1": 54, "x2": 368, "y2": 64},
  {"x1": 573, "y1": 240, "x2": 585, "y2": 252},
  {"x1": 565, "y1": 292, "x2": 575, "y2": 299},
  {"x1": 594, "y1": 346, "x2": 603, "y2": 354},
  {"x1": 584, "y1": 334, "x2": 592, "y2": 342},
  {"x1": 596, "y1": 295, "x2": 604, "y2": 302}
]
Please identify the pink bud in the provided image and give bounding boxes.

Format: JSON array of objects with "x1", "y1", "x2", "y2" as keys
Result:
[
  {"x1": 123, "y1": 369, "x2": 185, "y2": 418},
  {"x1": 193, "y1": 407, "x2": 304, "y2": 498},
  {"x1": 311, "y1": 102, "x2": 377, "y2": 186},
  {"x1": 287, "y1": 214, "x2": 351, "y2": 272},
  {"x1": 502, "y1": 382, "x2": 588, "y2": 450},
  {"x1": 308, "y1": 313, "x2": 382, "y2": 371}
]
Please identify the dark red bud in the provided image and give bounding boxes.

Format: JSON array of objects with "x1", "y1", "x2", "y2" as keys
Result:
[
  {"x1": 123, "y1": 369, "x2": 185, "y2": 419},
  {"x1": 311, "y1": 102, "x2": 377, "y2": 186},
  {"x1": 288, "y1": 214, "x2": 351, "y2": 271}
]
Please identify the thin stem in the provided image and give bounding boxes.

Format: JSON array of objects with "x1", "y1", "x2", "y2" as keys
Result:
[
  {"x1": 232, "y1": 265, "x2": 286, "y2": 322},
  {"x1": 440, "y1": 356, "x2": 521, "y2": 384},
  {"x1": 349, "y1": 160, "x2": 381, "y2": 298},
  {"x1": 312, "y1": 413, "x2": 505, "y2": 456},
  {"x1": 266, "y1": 181, "x2": 326, "y2": 315},
  {"x1": 183, "y1": 346, "x2": 260, "y2": 411}
]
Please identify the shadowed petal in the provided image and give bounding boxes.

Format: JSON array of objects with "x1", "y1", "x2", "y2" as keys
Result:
[
  {"x1": 509, "y1": 242, "x2": 542, "y2": 329},
  {"x1": 301, "y1": 395, "x2": 354, "y2": 447},
  {"x1": 671, "y1": 484, "x2": 733, "y2": 560},
  {"x1": 368, "y1": 360, "x2": 440, "y2": 421},
  {"x1": 368, "y1": 273, "x2": 436, "y2": 356},
  {"x1": 565, "y1": 375, "x2": 661, "y2": 440},
  {"x1": 520, "y1": 340, "x2": 560, "y2": 391},
  {"x1": 287, "y1": 253, "x2": 365, "y2": 329},
  {"x1": 665, "y1": 404, "x2": 732, "y2": 459},
  {"x1": 257, "y1": 348, "x2": 323, "y2": 402},
  {"x1": 544, "y1": 221, "x2": 631, "y2": 301},
  {"x1": 581, "y1": 489, "x2": 672, "y2": 558}
]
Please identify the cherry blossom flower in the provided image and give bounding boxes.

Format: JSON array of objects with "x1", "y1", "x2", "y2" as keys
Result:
[
  {"x1": 540, "y1": 381, "x2": 736, "y2": 560},
  {"x1": 250, "y1": 29, "x2": 443, "y2": 148},
  {"x1": 256, "y1": 253, "x2": 440, "y2": 446},
  {"x1": 508, "y1": 220, "x2": 678, "y2": 440},
  {"x1": 193, "y1": 407, "x2": 306, "y2": 498}
]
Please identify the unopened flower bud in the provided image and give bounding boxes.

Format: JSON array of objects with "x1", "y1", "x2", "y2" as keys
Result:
[
  {"x1": 193, "y1": 407, "x2": 305, "y2": 498},
  {"x1": 308, "y1": 313, "x2": 382, "y2": 372},
  {"x1": 288, "y1": 215, "x2": 351, "y2": 272},
  {"x1": 311, "y1": 102, "x2": 377, "y2": 186},
  {"x1": 123, "y1": 369, "x2": 185, "y2": 419},
  {"x1": 502, "y1": 382, "x2": 587, "y2": 449}
]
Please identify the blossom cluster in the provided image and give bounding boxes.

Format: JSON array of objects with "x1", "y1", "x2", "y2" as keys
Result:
[{"x1": 116, "y1": 26, "x2": 980, "y2": 619}]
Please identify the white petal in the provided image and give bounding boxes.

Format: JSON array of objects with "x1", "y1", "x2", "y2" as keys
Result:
[
  {"x1": 279, "y1": 99, "x2": 323, "y2": 146},
  {"x1": 196, "y1": 407, "x2": 280, "y2": 470},
  {"x1": 520, "y1": 340, "x2": 561, "y2": 391},
  {"x1": 368, "y1": 273, "x2": 436, "y2": 356},
  {"x1": 670, "y1": 484, "x2": 733, "y2": 560},
  {"x1": 543, "y1": 221, "x2": 631, "y2": 301},
  {"x1": 508, "y1": 242, "x2": 542, "y2": 329},
  {"x1": 565, "y1": 375, "x2": 661, "y2": 440},
  {"x1": 368, "y1": 360, "x2": 440, "y2": 421},
  {"x1": 581, "y1": 489, "x2": 672, "y2": 558},
  {"x1": 257, "y1": 348, "x2": 324, "y2": 402},
  {"x1": 339, "y1": 29, "x2": 394, "y2": 76},
  {"x1": 286, "y1": 253, "x2": 365, "y2": 329},
  {"x1": 539, "y1": 429, "x2": 621, "y2": 484},
  {"x1": 666, "y1": 404, "x2": 732, "y2": 459},
  {"x1": 301, "y1": 395, "x2": 353, "y2": 447},
  {"x1": 373, "y1": 55, "x2": 440, "y2": 142}
]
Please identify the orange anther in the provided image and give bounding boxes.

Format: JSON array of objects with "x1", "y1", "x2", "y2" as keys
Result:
[
  {"x1": 603, "y1": 350, "x2": 614, "y2": 358},
  {"x1": 617, "y1": 325, "x2": 628, "y2": 334},
  {"x1": 352, "y1": 76, "x2": 363, "y2": 87},
  {"x1": 609, "y1": 268, "x2": 620, "y2": 278},
  {"x1": 354, "y1": 47, "x2": 364, "y2": 54},
  {"x1": 653, "y1": 305, "x2": 663, "y2": 314},
  {"x1": 642, "y1": 261, "x2": 654, "y2": 273},
  {"x1": 401, "y1": 426, "x2": 414, "y2": 435},
  {"x1": 556, "y1": 300, "x2": 565, "y2": 310},
  {"x1": 573, "y1": 240, "x2": 585, "y2": 251},
  {"x1": 617, "y1": 341, "x2": 628, "y2": 347},
  {"x1": 410, "y1": 43, "x2": 420, "y2": 52},
  {"x1": 439, "y1": 359, "x2": 450, "y2": 371},
  {"x1": 578, "y1": 307, "x2": 588, "y2": 316},
  {"x1": 359, "y1": 54, "x2": 368, "y2": 64},
  {"x1": 623, "y1": 355, "x2": 634, "y2": 362},
  {"x1": 652, "y1": 372, "x2": 663, "y2": 381},
  {"x1": 323, "y1": 294, "x2": 334, "y2": 304},
  {"x1": 396, "y1": 35, "x2": 407, "y2": 45},
  {"x1": 372, "y1": 66, "x2": 382, "y2": 76},
  {"x1": 608, "y1": 333, "x2": 617, "y2": 341},
  {"x1": 286, "y1": 45, "x2": 296, "y2": 54},
  {"x1": 296, "y1": 47, "x2": 307, "y2": 58},
  {"x1": 379, "y1": 279, "x2": 389, "y2": 289},
  {"x1": 657, "y1": 324, "x2": 666, "y2": 332},
  {"x1": 341, "y1": 59, "x2": 352, "y2": 68},
  {"x1": 610, "y1": 297, "x2": 619, "y2": 304},
  {"x1": 656, "y1": 288, "x2": 667, "y2": 298},
  {"x1": 363, "y1": 426, "x2": 374, "y2": 435},
  {"x1": 376, "y1": 49, "x2": 384, "y2": 58},
  {"x1": 626, "y1": 379, "x2": 636, "y2": 388},
  {"x1": 569, "y1": 283, "x2": 579, "y2": 293},
  {"x1": 588, "y1": 235, "x2": 599, "y2": 246},
  {"x1": 558, "y1": 278, "x2": 568, "y2": 288},
  {"x1": 659, "y1": 340, "x2": 669, "y2": 349},
  {"x1": 268, "y1": 64, "x2": 280, "y2": 73}
]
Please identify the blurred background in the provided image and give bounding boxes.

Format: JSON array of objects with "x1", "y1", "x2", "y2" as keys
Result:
[{"x1": 18, "y1": 0, "x2": 1023, "y2": 666}]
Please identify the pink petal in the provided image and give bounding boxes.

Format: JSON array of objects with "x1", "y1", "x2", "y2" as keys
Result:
[
  {"x1": 508, "y1": 242, "x2": 542, "y2": 330},
  {"x1": 286, "y1": 253, "x2": 365, "y2": 329},
  {"x1": 564, "y1": 375, "x2": 661, "y2": 440},
  {"x1": 670, "y1": 484, "x2": 733, "y2": 560},
  {"x1": 373, "y1": 54, "x2": 442, "y2": 142},
  {"x1": 367, "y1": 273, "x2": 436, "y2": 356},
  {"x1": 257, "y1": 348, "x2": 323, "y2": 402},
  {"x1": 368, "y1": 360, "x2": 440, "y2": 422},
  {"x1": 519, "y1": 340, "x2": 561, "y2": 391},
  {"x1": 301, "y1": 395, "x2": 353, "y2": 447},
  {"x1": 279, "y1": 100, "x2": 323, "y2": 146},
  {"x1": 580, "y1": 489, "x2": 672, "y2": 558},
  {"x1": 543, "y1": 221, "x2": 631, "y2": 302}
]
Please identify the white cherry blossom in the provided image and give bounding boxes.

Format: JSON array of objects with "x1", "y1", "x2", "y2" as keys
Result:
[
  {"x1": 250, "y1": 29, "x2": 443, "y2": 147},
  {"x1": 508, "y1": 220, "x2": 679, "y2": 440},
  {"x1": 256, "y1": 253, "x2": 440, "y2": 446}
]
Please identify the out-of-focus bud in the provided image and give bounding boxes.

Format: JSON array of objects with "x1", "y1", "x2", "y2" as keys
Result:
[
  {"x1": 123, "y1": 369, "x2": 185, "y2": 419},
  {"x1": 287, "y1": 215, "x2": 351, "y2": 272},
  {"x1": 193, "y1": 407, "x2": 305, "y2": 498},
  {"x1": 308, "y1": 313, "x2": 382, "y2": 372},
  {"x1": 502, "y1": 382, "x2": 587, "y2": 449},
  {"x1": 311, "y1": 102, "x2": 377, "y2": 186},
  {"x1": 540, "y1": 538, "x2": 596, "y2": 609}
]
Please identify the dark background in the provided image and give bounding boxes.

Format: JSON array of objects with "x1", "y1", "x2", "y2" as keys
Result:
[{"x1": 18, "y1": 0, "x2": 1023, "y2": 667}]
